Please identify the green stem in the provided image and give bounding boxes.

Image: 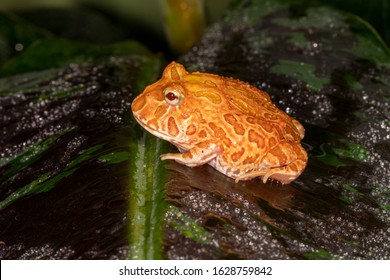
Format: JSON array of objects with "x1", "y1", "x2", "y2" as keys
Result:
[{"x1": 128, "y1": 132, "x2": 167, "y2": 259}]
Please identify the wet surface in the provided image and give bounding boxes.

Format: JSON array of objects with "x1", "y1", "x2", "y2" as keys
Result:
[
  {"x1": 1, "y1": 0, "x2": 390, "y2": 259},
  {"x1": 0, "y1": 57, "x2": 159, "y2": 259}
]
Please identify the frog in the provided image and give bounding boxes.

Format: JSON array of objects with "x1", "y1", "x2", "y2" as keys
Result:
[{"x1": 131, "y1": 61, "x2": 307, "y2": 184}]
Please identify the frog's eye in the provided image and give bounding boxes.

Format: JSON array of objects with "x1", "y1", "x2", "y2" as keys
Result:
[{"x1": 163, "y1": 88, "x2": 182, "y2": 106}]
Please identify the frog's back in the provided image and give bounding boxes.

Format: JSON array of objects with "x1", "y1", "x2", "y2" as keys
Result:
[{"x1": 184, "y1": 72, "x2": 271, "y2": 116}]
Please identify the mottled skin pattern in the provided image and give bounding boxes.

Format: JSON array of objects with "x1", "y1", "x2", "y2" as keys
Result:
[{"x1": 131, "y1": 62, "x2": 307, "y2": 184}]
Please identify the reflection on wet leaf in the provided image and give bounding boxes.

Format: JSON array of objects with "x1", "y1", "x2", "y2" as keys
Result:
[
  {"x1": 1, "y1": 0, "x2": 390, "y2": 260},
  {"x1": 164, "y1": 157, "x2": 385, "y2": 259}
]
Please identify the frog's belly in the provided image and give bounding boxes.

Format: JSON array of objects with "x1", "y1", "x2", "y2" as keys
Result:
[
  {"x1": 176, "y1": 146, "x2": 265, "y2": 181},
  {"x1": 208, "y1": 156, "x2": 263, "y2": 180}
]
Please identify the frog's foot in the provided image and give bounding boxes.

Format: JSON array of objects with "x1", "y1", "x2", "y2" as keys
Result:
[
  {"x1": 235, "y1": 142, "x2": 307, "y2": 184},
  {"x1": 161, "y1": 141, "x2": 220, "y2": 167},
  {"x1": 258, "y1": 159, "x2": 306, "y2": 184},
  {"x1": 235, "y1": 159, "x2": 306, "y2": 184}
]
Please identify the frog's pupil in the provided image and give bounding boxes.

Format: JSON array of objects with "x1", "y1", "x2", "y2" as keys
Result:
[{"x1": 166, "y1": 92, "x2": 177, "y2": 101}]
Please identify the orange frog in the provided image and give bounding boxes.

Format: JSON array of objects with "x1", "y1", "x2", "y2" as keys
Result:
[{"x1": 131, "y1": 62, "x2": 307, "y2": 184}]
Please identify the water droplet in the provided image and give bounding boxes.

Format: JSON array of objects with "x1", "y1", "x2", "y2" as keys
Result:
[{"x1": 15, "y1": 43, "x2": 24, "y2": 51}]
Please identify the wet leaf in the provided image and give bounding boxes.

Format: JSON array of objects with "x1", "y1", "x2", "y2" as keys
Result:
[
  {"x1": 0, "y1": 19, "x2": 164, "y2": 258},
  {"x1": 1, "y1": 0, "x2": 390, "y2": 260}
]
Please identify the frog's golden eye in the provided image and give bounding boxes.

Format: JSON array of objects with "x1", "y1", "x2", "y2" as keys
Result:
[{"x1": 163, "y1": 88, "x2": 182, "y2": 106}]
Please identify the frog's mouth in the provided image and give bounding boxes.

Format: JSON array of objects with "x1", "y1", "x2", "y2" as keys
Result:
[{"x1": 132, "y1": 113, "x2": 187, "y2": 149}]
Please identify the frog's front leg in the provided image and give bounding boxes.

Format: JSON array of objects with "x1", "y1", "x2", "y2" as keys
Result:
[{"x1": 160, "y1": 141, "x2": 220, "y2": 167}]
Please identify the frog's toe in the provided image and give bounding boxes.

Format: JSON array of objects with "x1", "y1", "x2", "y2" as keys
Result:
[{"x1": 263, "y1": 159, "x2": 306, "y2": 184}]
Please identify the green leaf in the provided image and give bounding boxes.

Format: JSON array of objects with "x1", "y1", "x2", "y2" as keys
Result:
[
  {"x1": 1, "y1": 0, "x2": 390, "y2": 260},
  {"x1": 271, "y1": 60, "x2": 330, "y2": 92},
  {"x1": 128, "y1": 133, "x2": 168, "y2": 260},
  {"x1": 303, "y1": 248, "x2": 335, "y2": 260},
  {"x1": 167, "y1": 205, "x2": 213, "y2": 244},
  {"x1": 0, "y1": 17, "x2": 164, "y2": 258},
  {"x1": 332, "y1": 140, "x2": 368, "y2": 162},
  {"x1": 0, "y1": 144, "x2": 104, "y2": 211},
  {"x1": 0, "y1": 38, "x2": 154, "y2": 77}
]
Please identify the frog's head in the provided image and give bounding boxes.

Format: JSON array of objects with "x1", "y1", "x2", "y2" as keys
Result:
[{"x1": 132, "y1": 61, "x2": 212, "y2": 147}]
